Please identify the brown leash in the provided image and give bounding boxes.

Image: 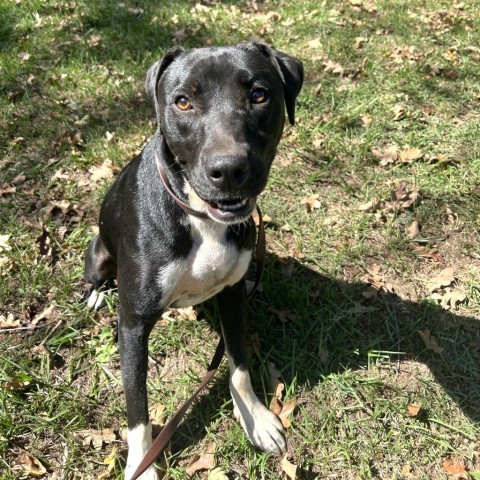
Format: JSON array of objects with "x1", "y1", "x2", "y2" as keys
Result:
[{"x1": 130, "y1": 161, "x2": 266, "y2": 480}]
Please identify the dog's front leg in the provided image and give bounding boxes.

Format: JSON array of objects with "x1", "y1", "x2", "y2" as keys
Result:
[
  {"x1": 118, "y1": 305, "x2": 159, "y2": 480},
  {"x1": 217, "y1": 280, "x2": 286, "y2": 455}
]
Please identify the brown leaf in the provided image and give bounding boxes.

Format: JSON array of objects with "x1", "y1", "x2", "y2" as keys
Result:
[
  {"x1": 301, "y1": 193, "x2": 320, "y2": 213},
  {"x1": 371, "y1": 146, "x2": 398, "y2": 166},
  {"x1": 357, "y1": 198, "x2": 380, "y2": 212},
  {"x1": 398, "y1": 147, "x2": 422, "y2": 163},
  {"x1": 269, "y1": 307, "x2": 295, "y2": 323},
  {"x1": 269, "y1": 397, "x2": 296, "y2": 428},
  {"x1": 281, "y1": 456, "x2": 298, "y2": 480},
  {"x1": 76, "y1": 428, "x2": 116, "y2": 450},
  {"x1": 417, "y1": 329, "x2": 444, "y2": 354},
  {"x1": 12, "y1": 452, "x2": 47, "y2": 477},
  {"x1": 267, "y1": 362, "x2": 284, "y2": 398},
  {"x1": 426, "y1": 267, "x2": 455, "y2": 293},
  {"x1": 185, "y1": 443, "x2": 216, "y2": 475},
  {"x1": 31, "y1": 304, "x2": 54, "y2": 325},
  {"x1": 406, "y1": 403, "x2": 422, "y2": 417},
  {"x1": 442, "y1": 457, "x2": 469, "y2": 479},
  {"x1": 89, "y1": 161, "x2": 114, "y2": 183},
  {"x1": 149, "y1": 402, "x2": 166, "y2": 427},
  {"x1": 0, "y1": 313, "x2": 20, "y2": 328}
]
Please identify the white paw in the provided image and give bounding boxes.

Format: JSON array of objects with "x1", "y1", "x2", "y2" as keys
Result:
[
  {"x1": 235, "y1": 400, "x2": 287, "y2": 455},
  {"x1": 87, "y1": 288, "x2": 106, "y2": 311}
]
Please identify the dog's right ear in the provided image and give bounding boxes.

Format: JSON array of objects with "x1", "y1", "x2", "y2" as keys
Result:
[{"x1": 145, "y1": 47, "x2": 185, "y2": 122}]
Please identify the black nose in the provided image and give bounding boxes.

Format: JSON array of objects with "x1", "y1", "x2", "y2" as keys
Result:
[{"x1": 206, "y1": 155, "x2": 251, "y2": 190}]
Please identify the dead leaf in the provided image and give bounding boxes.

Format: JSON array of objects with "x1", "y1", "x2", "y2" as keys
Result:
[
  {"x1": 32, "y1": 304, "x2": 54, "y2": 325},
  {"x1": 371, "y1": 146, "x2": 398, "y2": 166},
  {"x1": 269, "y1": 307, "x2": 295, "y2": 323},
  {"x1": 0, "y1": 313, "x2": 20, "y2": 328},
  {"x1": 208, "y1": 467, "x2": 229, "y2": 480},
  {"x1": 308, "y1": 38, "x2": 322, "y2": 49},
  {"x1": 149, "y1": 402, "x2": 166, "y2": 426},
  {"x1": 406, "y1": 403, "x2": 422, "y2": 417},
  {"x1": 281, "y1": 456, "x2": 297, "y2": 480},
  {"x1": 185, "y1": 443, "x2": 216, "y2": 475},
  {"x1": 442, "y1": 457, "x2": 469, "y2": 479},
  {"x1": 323, "y1": 59, "x2": 345, "y2": 76},
  {"x1": 89, "y1": 161, "x2": 114, "y2": 183},
  {"x1": 426, "y1": 267, "x2": 455, "y2": 293},
  {"x1": 76, "y1": 428, "x2": 116, "y2": 450},
  {"x1": 98, "y1": 445, "x2": 118, "y2": 480},
  {"x1": 357, "y1": 198, "x2": 380, "y2": 212},
  {"x1": 301, "y1": 193, "x2": 320, "y2": 213},
  {"x1": 417, "y1": 329, "x2": 444, "y2": 354},
  {"x1": 431, "y1": 289, "x2": 466, "y2": 310},
  {"x1": 12, "y1": 452, "x2": 47, "y2": 477},
  {"x1": 355, "y1": 36, "x2": 367, "y2": 49},
  {"x1": 398, "y1": 147, "x2": 422, "y2": 163},
  {"x1": 267, "y1": 362, "x2": 284, "y2": 398},
  {"x1": 414, "y1": 246, "x2": 443, "y2": 262},
  {"x1": 360, "y1": 115, "x2": 372, "y2": 126},
  {"x1": 269, "y1": 397, "x2": 296, "y2": 428}
]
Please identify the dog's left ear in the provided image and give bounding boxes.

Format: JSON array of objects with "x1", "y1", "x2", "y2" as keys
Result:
[
  {"x1": 252, "y1": 43, "x2": 304, "y2": 125},
  {"x1": 145, "y1": 47, "x2": 185, "y2": 123}
]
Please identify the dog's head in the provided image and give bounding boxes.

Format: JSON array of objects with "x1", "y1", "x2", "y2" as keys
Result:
[{"x1": 146, "y1": 43, "x2": 303, "y2": 224}]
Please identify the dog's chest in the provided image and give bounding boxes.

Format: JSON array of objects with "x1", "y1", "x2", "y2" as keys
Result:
[{"x1": 159, "y1": 219, "x2": 252, "y2": 309}]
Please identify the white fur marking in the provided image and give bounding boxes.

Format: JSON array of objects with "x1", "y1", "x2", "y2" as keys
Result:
[
  {"x1": 158, "y1": 213, "x2": 252, "y2": 309},
  {"x1": 125, "y1": 423, "x2": 158, "y2": 480},
  {"x1": 228, "y1": 360, "x2": 286, "y2": 455}
]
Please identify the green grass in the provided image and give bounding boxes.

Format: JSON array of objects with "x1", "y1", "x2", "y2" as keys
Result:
[{"x1": 1, "y1": 0, "x2": 480, "y2": 479}]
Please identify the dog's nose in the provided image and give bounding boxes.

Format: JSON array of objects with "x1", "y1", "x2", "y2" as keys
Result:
[{"x1": 206, "y1": 155, "x2": 251, "y2": 190}]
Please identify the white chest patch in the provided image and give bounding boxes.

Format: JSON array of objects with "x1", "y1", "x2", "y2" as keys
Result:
[{"x1": 158, "y1": 217, "x2": 252, "y2": 309}]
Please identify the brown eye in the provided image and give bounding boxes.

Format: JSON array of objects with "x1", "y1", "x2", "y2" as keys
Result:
[
  {"x1": 251, "y1": 88, "x2": 268, "y2": 104},
  {"x1": 175, "y1": 96, "x2": 192, "y2": 111}
]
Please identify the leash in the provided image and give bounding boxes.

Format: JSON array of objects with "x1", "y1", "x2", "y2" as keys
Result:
[{"x1": 129, "y1": 160, "x2": 266, "y2": 480}]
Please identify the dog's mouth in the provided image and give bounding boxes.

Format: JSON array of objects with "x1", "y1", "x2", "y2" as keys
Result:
[{"x1": 206, "y1": 197, "x2": 255, "y2": 222}]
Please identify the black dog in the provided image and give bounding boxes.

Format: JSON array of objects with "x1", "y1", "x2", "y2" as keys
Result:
[{"x1": 84, "y1": 43, "x2": 303, "y2": 479}]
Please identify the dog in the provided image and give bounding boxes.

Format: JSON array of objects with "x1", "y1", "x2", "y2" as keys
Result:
[{"x1": 84, "y1": 42, "x2": 303, "y2": 479}]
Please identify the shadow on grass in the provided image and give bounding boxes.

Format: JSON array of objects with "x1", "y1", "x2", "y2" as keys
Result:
[{"x1": 171, "y1": 252, "x2": 479, "y2": 454}]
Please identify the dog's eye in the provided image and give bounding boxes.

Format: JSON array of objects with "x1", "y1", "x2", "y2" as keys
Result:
[
  {"x1": 251, "y1": 88, "x2": 268, "y2": 104},
  {"x1": 175, "y1": 96, "x2": 192, "y2": 111}
]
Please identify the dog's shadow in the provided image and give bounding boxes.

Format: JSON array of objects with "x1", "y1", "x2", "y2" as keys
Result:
[{"x1": 169, "y1": 251, "x2": 479, "y2": 456}]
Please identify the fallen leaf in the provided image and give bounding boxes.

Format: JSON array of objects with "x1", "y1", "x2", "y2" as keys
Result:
[
  {"x1": 398, "y1": 147, "x2": 422, "y2": 163},
  {"x1": 442, "y1": 457, "x2": 469, "y2": 479},
  {"x1": 98, "y1": 445, "x2": 118, "y2": 480},
  {"x1": 431, "y1": 289, "x2": 466, "y2": 310},
  {"x1": 406, "y1": 402, "x2": 422, "y2": 417},
  {"x1": 371, "y1": 146, "x2": 398, "y2": 166},
  {"x1": 269, "y1": 307, "x2": 295, "y2": 323},
  {"x1": 149, "y1": 402, "x2": 166, "y2": 426},
  {"x1": 417, "y1": 329, "x2": 444, "y2": 353},
  {"x1": 323, "y1": 59, "x2": 345, "y2": 76},
  {"x1": 426, "y1": 267, "x2": 455, "y2": 293},
  {"x1": 267, "y1": 362, "x2": 284, "y2": 398},
  {"x1": 301, "y1": 193, "x2": 320, "y2": 213},
  {"x1": 0, "y1": 313, "x2": 20, "y2": 328},
  {"x1": 360, "y1": 115, "x2": 372, "y2": 126},
  {"x1": 185, "y1": 443, "x2": 216, "y2": 475},
  {"x1": 270, "y1": 397, "x2": 296, "y2": 428},
  {"x1": 308, "y1": 38, "x2": 322, "y2": 49},
  {"x1": 281, "y1": 456, "x2": 297, "y2": 480},
  {"x1": 355, "y1": 36, "x2": 367, "y2": 49},
  {"x1": 12, "y1": 452, "x2": 47, "y2": 477},
  {"x1": 89, "y1": 161, "x2": 114, "y2": 183},
  {"x1": 208, "y1": 467, "x2": 229, "y2": 480},
  {"x1": 76, "y1": 428, "x2": 116, "y2": 450},
  {"x1": 31, "y1": 304, "x2": 54, "y2": 325},
  {"x1": 406, "y1": 220, "x2": 427, "y2": 242},
  {"x1": 357, "y1": 198, "x2": 380, "y2": 212},
  {"x1": 414, "y1": 246, "x2": 443, "y2": 262}
]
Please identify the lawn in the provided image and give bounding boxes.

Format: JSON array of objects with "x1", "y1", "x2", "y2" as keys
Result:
[{"x1": 1, "y1": 0, "x2": 479, "y2": 479}]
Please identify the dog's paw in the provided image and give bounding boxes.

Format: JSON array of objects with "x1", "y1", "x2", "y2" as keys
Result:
[
  {"x1": 234, "y1": 400, "x2": 287, "y2": 455},
  {"x1": 86, "y1": 288, "x2": 106, "y2": 311}
]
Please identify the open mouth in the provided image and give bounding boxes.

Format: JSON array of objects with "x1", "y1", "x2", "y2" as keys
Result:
[{"x1": 206, "y1": 197, "x2": 255, "y2": 222}]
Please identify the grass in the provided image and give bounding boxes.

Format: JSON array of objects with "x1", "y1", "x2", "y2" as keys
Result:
[{"x1": 1, "y1": 0, "x2": 480, "y2": 479}]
